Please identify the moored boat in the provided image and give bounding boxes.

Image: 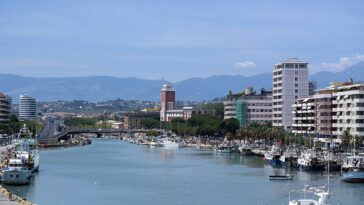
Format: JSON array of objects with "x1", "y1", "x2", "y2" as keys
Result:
[
  {"x1": 297, "y1": 149, "x2": 325, "y2": 171},
  {"x1": 341, "y1": 155, "x2": 364, "y2": 183},
  {"x1": 264, "y1": 145, "x2": 282, "y2": 166},
  {"x1": 239, "y1": 144, "x2": 253, "y2": 155},
  {"x1": 2, "y1": 158, "x2": 32, "y2": 185},
  {"x1": 269, "y1": 174, "x2": 294, "y2": 180}
]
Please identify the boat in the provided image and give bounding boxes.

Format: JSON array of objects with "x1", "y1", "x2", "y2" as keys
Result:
[
  {"x1": 279, "y1": 147, "x2": 298, "y2": 168},
  {"x1": 160, "y1": 138, "x2": 179, "y2": 149},
  {"x1": 269, "y1": 173, "x2": 294, "y2": 180},
  {"x1": 341, "y1": 155, "x2": 364, "y2": 183},
  {"x1": 1, "y1": 126, "x2": 40, "y2": 185},
  {"x1": 239, "y1": 144, "x2": 253, "y2": 155},
  {"x1": 2, "y1": 158, "x2": 32, "y2": 185},
  {"x1": 264, "y1": 145, "x2": 282, "y2": 166},
  {"x1": 288, "y1": 186, "x2": 330, "y2": 205},
  {"x1": 288, "y1": 150, "x2": 333, "y2": 205},
  {"x1": 12, "y1": 139, "x2": 40, "y2": 173},
  {"x1": 297, "y1": 149, "x2": 325, "y2": 171},
  {"x1": 216, "y1": 144, "x2": 230, "y2": 153}
]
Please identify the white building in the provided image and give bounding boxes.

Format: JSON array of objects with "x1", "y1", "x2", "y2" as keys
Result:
[
  {"x1": 19, "y1": 94, "x2": 37, "y2": 120},
  {"x1": 0, "y1": 93, "x2": 12, "y2": 124},
  {"x1": 332, "y1": 83, "x2": 364, "y2": 138},
  {"x1": 273, "y1": 58, "x2": 309, "y2": 129}
]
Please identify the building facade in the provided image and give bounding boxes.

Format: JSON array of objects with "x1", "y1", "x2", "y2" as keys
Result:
[
  {"x1": 292, "y1": 90, "x2": 333, "y2": 137},
  {"x1": 332, "y1": 83, "x2": 364, "y2": 138},
  {"x1": 124, "y1": 112, "x2": 160, "y2": 129},
  {"x1": 292, "y1": 81, "x2": 364, "y2": 138},
  {"x1": 160, "y1": 84, "x2": 176, "y2": 122},
  {"x1": 19, "y1": 94, "x2": 37, "y2": 120},
  {"x1": 273, "y1": 58, "x2": 309, "y2": 129},
  {"x1": 223, "y1": 88, "x2": 273, "y2": 127},
  {"x1": 0, "y1": 93, "x2": 12, "y2": 124}
]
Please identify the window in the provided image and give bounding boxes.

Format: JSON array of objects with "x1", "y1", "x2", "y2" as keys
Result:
[{"x1": 295, "y1": 77, "x2": 298, "y2": 81}]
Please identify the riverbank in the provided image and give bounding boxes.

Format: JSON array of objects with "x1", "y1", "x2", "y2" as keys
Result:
[{"x1": 0, "y1": 186, "x2": 36, "y2": 205}]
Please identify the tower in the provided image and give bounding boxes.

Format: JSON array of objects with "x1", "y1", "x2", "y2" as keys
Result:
[{"x1": 160, "y1": 84, "x2": 175, "y2": 122}]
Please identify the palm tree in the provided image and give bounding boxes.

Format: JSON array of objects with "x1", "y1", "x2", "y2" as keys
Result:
[{"x1": 341, "y1": 130, "x2": 352, "y2": 152}]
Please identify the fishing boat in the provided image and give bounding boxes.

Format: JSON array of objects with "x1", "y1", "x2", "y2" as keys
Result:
[
  {"x1": 341, "y1": 155, "x2": 364, "y2": 183},
  {"x1": 297, "y1": 149, "x2": 325, "y2": 171},
  {"x1": 288, "y1": 186, "x2": 330, "y2": 205},
  {"x1": 2, "y1": 158, "x2": 32, "y2": 185},
  {"x1": 279, "y1": 147, "x2": 299, "y2": 168},
  {"x1": 264, "y1": 145, "x2": 282, "y2": 166}
]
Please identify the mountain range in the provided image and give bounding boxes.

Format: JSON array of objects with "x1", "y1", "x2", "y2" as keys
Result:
[{"x1": 0, "y1": 62, "x2": 363, "y2": 102}]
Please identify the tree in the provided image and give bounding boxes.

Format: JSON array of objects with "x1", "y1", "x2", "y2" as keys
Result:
[
  {"x1": 146, "y1": 130, "x2": 159, "y2": 137},
  {"x1": 141, "y1": 118, "x2": 160, "y2": 129},
  {"x1": 341, "y1": 130, "x2": 352, "y2": 152},
  {"x1": 220, "y1": 118, "x2": 239, "y2": 135}
]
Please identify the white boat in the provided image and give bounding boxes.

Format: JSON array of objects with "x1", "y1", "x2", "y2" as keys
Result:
[
  {"x1": 13, "y1": 139, "x2": 40, "y2": 173},
  {"x1": 2, "y1": 158, "x2": 32, "y2": 185},
  {"x1": 288, "y1": 186, "x2": 330, "y2": 205},
  {"x1": 216, "y1": 144, "x2": 230, "y2": 153},
  {"x1": 239, "y1": 144, "x2": 253, "y2": 155},
  {"x1": 341, "y1": 155, "x2": 364, "y2": 183},
  {"x1": 160, "y1": 138, "x2": 179, "y2": 149}
]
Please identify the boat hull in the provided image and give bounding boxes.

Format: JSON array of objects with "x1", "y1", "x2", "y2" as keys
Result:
[
  {"x1": 298, "y1": 164, "x2": 325, "y2": 171},
  {"x1": 2, "y1": 170, "x2": 31, "y2": 185},
  {"x1": 342, "y1": 171, "x2": 364, "y2": 183}
]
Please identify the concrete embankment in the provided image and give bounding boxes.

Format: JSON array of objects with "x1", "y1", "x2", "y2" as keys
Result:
[{"x1": 0, "y1": 186, "x2": 36, "y2": 205}]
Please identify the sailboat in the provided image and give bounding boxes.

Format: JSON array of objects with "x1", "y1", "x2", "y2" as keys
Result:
[{"x1": 288, "y1": 151, "x2": 332, "y2": 205}]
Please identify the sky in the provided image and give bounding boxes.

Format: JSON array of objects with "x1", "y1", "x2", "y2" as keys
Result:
[{"x1": 0, "y1": 0, "x2": 363, "y2": 82}]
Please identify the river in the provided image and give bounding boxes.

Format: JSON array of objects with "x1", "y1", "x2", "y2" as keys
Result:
[{"x1": 4, "y1": 139, "x2": 364, "y2": 205}]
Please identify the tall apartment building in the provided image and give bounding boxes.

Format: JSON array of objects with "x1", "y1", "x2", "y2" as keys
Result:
[
  {"x1": 160, "y1": 84, "x2": 176, "y2": 122},
  {"x1": 223, "y1": 88, "x2": 273, "y2": 127},
  {"x1": 19, "y1": 94, "x2": 37, "y2": 120},
  {"x1": 0, "y1": 93, "x2": 12, "y2": 124},
  {"x1": 332, "y1": 83, "x2": 364, "y2": 138},
  {"x1": 273, "y1": 58, "x2": 309, "y2": 129}
]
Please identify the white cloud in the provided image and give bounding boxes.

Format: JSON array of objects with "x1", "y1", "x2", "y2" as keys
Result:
[
  {"x1": 320, "y1": 54, "x2": 364, "y2": 72},
  {"x1": 234, "y1": 61, "x2": 256, "y2": 68}
]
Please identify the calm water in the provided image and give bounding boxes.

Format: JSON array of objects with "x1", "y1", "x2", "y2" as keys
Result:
[{"x1": 4, "y1": 139, "x2": 364, "y2": 205}]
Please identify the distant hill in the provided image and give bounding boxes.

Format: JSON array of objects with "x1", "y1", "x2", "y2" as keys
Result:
[{"x1": 0, "y1": 62, "x2": 363, "y2": 102}]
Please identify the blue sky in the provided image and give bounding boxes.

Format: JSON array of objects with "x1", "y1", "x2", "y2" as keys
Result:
[{"x1": 0, "y1": 0, "x2": 363, "y2": 82}]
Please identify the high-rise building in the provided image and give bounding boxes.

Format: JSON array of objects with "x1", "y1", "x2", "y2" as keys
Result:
[
  {"x1": 223, "y1": 88, "x2": 273, "y2": 127},
  {"x1": 0, "y1": 93, "x2": 12, "y2": 124},
  {"x1": 160, "y1": 84, "x2": 176, "y2": 122},
  {"x1": 19, "y1": 94, "x2": 37, "y2": 120},
  {"x1": 273, "y1": 58, "x2": 309, "y2": 129}
]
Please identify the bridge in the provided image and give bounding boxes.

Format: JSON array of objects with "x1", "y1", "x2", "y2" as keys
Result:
[{"x1": 37, "y1": 120, "x2": 159, "y2": 144}]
